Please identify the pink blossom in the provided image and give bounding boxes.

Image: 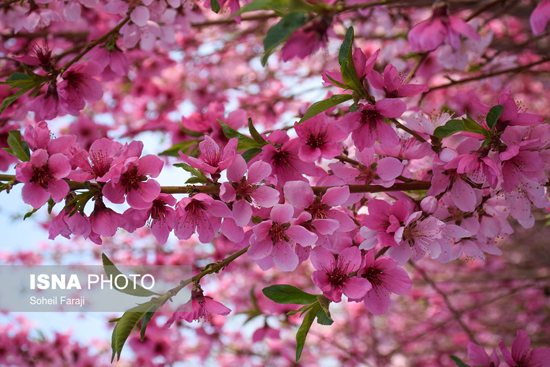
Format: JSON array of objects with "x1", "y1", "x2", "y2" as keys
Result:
[
  {"x1": 174, "y1": 193, "x2": 233, "y2": 243},
  {"x1": 323, "y1": 49, "x2": 380, "y2": 88},
  {"x1": 338, "y1": 100, "x2": 404, "y2": 150},
  {"x1": 498, "y1": 329, "x2": 550, "y2": 367},
  {"x1": 89, "y1": 198, "x2": 125, "y2": 238},
  {"x1": 530, "y1": 0, "x2": 550, "y2": 35},
  {"x1": 48, "y1": 205, "x2": 91, "y2": 241},
  {"x1": 284, "y1": 180, "x2": 356, "y2": 233},
  {"x1": 281, "y1": 20, "x2": 331, "y2": 61},
  {"x1": 219, "y1": 154, "x2": 279, "y2": 227},
  {"x1": 122, "y1": 194, "x2": 177, "y2": 244},
  {"x1": 360, "y1": 199, "x2": 410, "y2": 249},
  {"x1": 15, "y1": 149, "x2": 71, "y2": 209},
  {"x1": 88, "y1": 47, "x2": 130, "y2": 77},
  {"x1": 248, "y1": 204, "x2": 318, "y2": 272},
  {"x1": 367, "y1": 64, "x2": 428, "y2": 98},
  {"x1": 57, "y1": 62, "x2": 103, "y2": 116},
  {"x1": 467, "y1": 342, "x2": 500, "y2": 367},
  {"x1": 165, "y1": 286, "x2": 231, "y2": 325},
  {"x1": 102, "y1": 152, "x2": 164, "y2": 209},
  {"x1": 473, "y1": 90, "x2": 544, "y2": 127},
  {"x1": 329, "y1": 148, "x2": 404, "y2": 188},
  {"x1": 445, "y1": 152, "x2": 501, "y2": 189},
  {"x1": 179, "y1": 136, "x2": 237, "y2": 175},
  {"x1": 294, "y1": 114, "x2": 347, "y2": 162},
  {"x1": 69, "y1": 138, "x2": 124, "y2": 182},
  {"x1": 352, "y1": 250, "x2": 412, "y2": 315},
  {"x1": 408, "y1": 5, "x2": 480, "y2": 52},
  {"x1": 311, "y1": 246, "x2": 371, "y2": 303}
]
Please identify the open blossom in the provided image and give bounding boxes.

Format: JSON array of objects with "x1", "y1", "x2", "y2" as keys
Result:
[
  {"x1": 368, "y1": 64, "x2": 428, "y2": 98},
  {"x1": 165, "y1": 285, "x2": 231, "y2": 326},
  {"x1": 248, "y1": 204, "x2": 318, "y2": 272},
  {"x1": 498, "y1": 329, "x2": 550, "y2": 367},
  {"x1": 284, "y1": 181, "x2": 356, "y2": 233},
  {"x1": 15, "y1": 149, "x2": 71, "y2": 209},
  {"x1": 89, "y1": 197, "x2": 125, "y2": 239},
  {"x1": 311, "y1": 246, "x2": 371, "y2": 303},
  {"x1": 351, "y1": 250, "x2": 412, "y2": 315},
  {"x1": 338, "y1": 101, "x2": 404, "y2": 150},
  {"x1": 174, "y1": 193, "x2": 233, "y2": 243},
  {"x1": 323, "y1": 48, "x2": 380, "y2": 88},
  {"x1": 122, "y1": 194, "x2": 177, "y2": 244},
  {"x1": 179, "y1": 136, "x2": 237, "y2": 175},
  {"x1": 445, "y1": 152, "x2": 501, "y2": 189},
  {"x1": 102, "y1": 152, "x2": 163, "y2": 210},
  {"x1": 329, "y1": 148, "x2": 404, "y2": 188},
  {"x1": 467, "y1": 342, "x2": 500, "y2": 367},
  {"x1": 473, "y1": 90, "x2": 544, "y2": 127},
  {"x1": 219, "y1": 155, "x2": 279, "y2": 227},
  {"x1": 360, "y1": 199, "x2": 410, "y2": 249},
  {"x1": 294, "y1": 114, "x2": 347, "y2": 162},
  {"x1": 88, "y1": 47, "x2": 129, "y2": 77},
  {"x1": 70, "y1": 138, "x2": 124, "y2": 182},
  {"x1": 530, "y1": 0, "x2": 550, "y2": 35},
  {"x1": 408, "y1": 3, "x2": 480, "y2": 52},
  {"x1": 57, "y1": 62, "x2": 103, "y2": 116}
]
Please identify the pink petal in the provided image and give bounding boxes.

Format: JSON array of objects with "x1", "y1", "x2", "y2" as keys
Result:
[
  {"x1": 203, "y1": 298, "x2": 231, "y2": 316},
  {"x1": 467, "y1": 342, "x2": 491, "y2": 367},
  {"x1": 375, "y1": 99, "x2": 407, "y2": 118},
  {"x1": 322, "y1": 186, "x2": 349, "y2": 206},
  {"x1": 247, "y1": 160, "x2": 272, "y2": 184},
  {"x1": 131, "y1": 6, "x2": 149, "y2": 27},
  {"x1": 248, "y1": 236, "x2": 273, "y2": 260},
  {"x1": 47, "y1": 179, "x2": 70, "y2": 203},
  {"x1": 252, "y1": 186, "x2": 280, "y2": 207},
  {"x1": 364, "y1": 286, "x2": 391, "y2": 315},
  {"x1": 377, "y1": 157, "x2": 403, "y2": 180},
  {"x1": 451, "y1": 179, "x2": 476, "y2": 212},
  {"x1": 283, "y1": 181, "x2": 314, "y2": 209},
  {"x1": 221, "y1": 218, "x2": 245, "y2": 243},
  {"x1": 310, "y1": 246, "x2": 335, "y2": 270},
  {"x1": 343, "y1": 277, "x2": 371, "y2": 299},
  {"x1": 22, "y1": 183, "x2": 50, "y2": 209},
  {"x1": 270, "y1": 204, "x2": 294, "y2": 223},
  {"x1": 272, "y1": 242, "x2": 299, "y2": 271},
  {"x1": 227, "y1": 155, "x2": 247, "y2": 182},
  {"x1": 287, "y1": 225, "x2": 317, "y2": 246},
  {"x1": 232, "y1": 200, "x2": 252, "y2": 227},
  {"x1": 511, "y1": 330, "x2": 531, "y2": 363}
]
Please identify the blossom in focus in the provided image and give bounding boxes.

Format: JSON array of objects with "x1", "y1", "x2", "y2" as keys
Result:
[{"x1": 165, "y1": 285, "x2": 231, "y2": 326}]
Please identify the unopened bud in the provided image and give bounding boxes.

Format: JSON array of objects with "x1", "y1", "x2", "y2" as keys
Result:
[{"x1": 421, "y1": 196, "x2": 438, "y2": 214}]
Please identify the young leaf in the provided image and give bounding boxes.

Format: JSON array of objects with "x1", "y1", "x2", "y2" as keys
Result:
[
  {"x1": 233, "y1": 0, "x2": 289, "y2": 17},
  {"x1": 23, "y1": 208, "x2": 39, "y2": 220},
  {"x1": 261, "y1": 13, "x2": 307, "y2": 66},
  {"x1": 433, "y1": 119, "x2": 466, "y2": 138},
  {"x1": 140, "y1": 303, "x2": 162, "y2": 341},
  {"x1": 211, "y1": 0, "x2": 220, "y2": 12},
  {"x1": 174, "y1": 163, "x2": 208, "y2": 183},
  {"x1": 338, "y1": 27, "x2": 354, "y2": 67},
  {"x1": 159, "y1": 139, "x2": 201, "y2": 157},
  {"x1": 248, "y1": 118, "x2": 268, "y2": 145},
  {"x1": 219, "y1": 119, "x2": 264, "y2": 151},
  {"x1": 338, "y1": 27, "x2": 362, "y2": 92},
  {"x1": 262, "y1": 284, "x2": 319, "y2": 304},
  {"x1": 111, "y1": 302, "x2": 157, "y2": 362},
  {"x1": 316, "y1": 308, "x2": 333, "y2": 325},
  {"x1": 102, "y1": 253, "x2": 160, "y2": 297},
  {"x1": 462, "y1": 117, "x2": 489, "y2": 137},
  {"x1": 486, "y1": 104, "x2": 504, "y2": 130},
  {"x1": 317, "y1": 295, "x2": 332, "y2": 322},
  {"x1": 296, "y1": 302, "x2": 321, "y2": 361},
  {"x1": 298, "y1": 94, "x2": 353, "y2": 123},
  {"x1": 242, "y1": 147, "x2": 263, "y2": 162},
  {"x1": 5, "y1": 130, "x2": 30, "y2": 161},
  {"x1": 450, "y1": 355, "x2": 471, "y2": 367}
]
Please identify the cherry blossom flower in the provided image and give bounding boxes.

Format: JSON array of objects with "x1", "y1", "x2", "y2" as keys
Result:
[
  {"x1": 338, "y1": 101, "x2": 404, "y2": 150},
  {"x1": 323, "y1": 49, "x2": 380, "y2": 88},
  {"x1": 15, "y1": 149, "x2": 71, "y2": 209},
  {"x1": 122, "y1": 194, "x2": 177, "y2": 244},
  {"x1": 281, "y1": 19, "x2": 331, "y2": 61},
  {"x1": 498, "y1": 329, "x2": 550, "y2": 367},
  {"x1": 57, "y1": 62, "x2": 103, "y2": 116},
  {"x1": 367, "y1": 64, "x2": 428, "y2": 98},
  {"x1": 294, "y1": 114, "x2": 347, "y2": 162},
  {"x1": 530, "y1": 0, "x2": 550, "y2": 35},
  {"x1": 352, "y1": 250, "x2": 412, "y2": 314},
  {"x1": 467, "y1": 342, "x2": 500, "y2": 367},
  {"x1": 311, "y1": 246, "x2": 371, "y2": 303},
  {"x1": 179, "y1": 136, "x2": 237, "y2": 176},
  {"x1": 219, "y1": 155, "x2": 279, "y2": 227},
  {"x1": 360, "y1": 199, "x2": 410, "y2": 249},
  {"x1": 165, "y1": 285, "x2": 231, "y2": 326}
]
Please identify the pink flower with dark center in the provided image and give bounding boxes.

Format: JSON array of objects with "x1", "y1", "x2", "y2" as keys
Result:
[
  {"x1": 329, "y1": 147, "x2": 404, "y2": 188},
  {"x1": 531, "y1": 0, "x2": 550, "y2": 35},
  {"x1": 294, "y1": 114, "x2": 347, "y2": 162},
  {"x1": 284, "y1": 180, "x2": 356, "y2": 233},
  {"x1": 408, "y1": 3, "x2": 480, "y2": 52},
  {"x1": 174, "y1": 193, "x2": 233, "y2": 243},
  {"x1": 15, "y1": 43, "x2": 54, "y2": 72},
  {"x1": 102, "y1": 153, "x2": 164, "y2": 209},
  {"x1": 473, "y1": 90, "x2": 544, "y2": 127},
  {"x1": 57, "y1": 62, "x2": 103, "y2": 116},
  {"x1": 311, "y1": 246, "x2": 371, "y2": 303},
  {"x1": 445, "y1": 152, "x2": 501, "y2": 189},
  {"x1": 360, "y1": 199, "x2": 410, "y2": 249},
  {"x1": 89, "y1": 197, "x2": 125, "y2": 238},
  {"x1": 122, "y1": 194, "x2": 177, "y2": 244},
  {"x1": 15, "y1": 149, "x2": 71, "y2": 209},
  {"x1": 70, "y1": 138, "x2": 124, "y2": 182},
  {"x1": 248, "y1": 204, "x2": 318, "y2": 272},
  {"x1": 467, "y1": 342, "x2": 500, "y2": 367},
  {"x1": 219, "y1": 154, "x2": 279, "y2": 227},
  {"x1": 368, "y1": 64, "x2": 429, "y2": 98},
  {"x1": 27, "y1": 82, "x2": 61, "y2": 121},
  {"x1": 498, "y1": 329, "x2": 550, "y2": 367},
  {"x1": 352, "y1": 250, "x2": 412, "y2": 315},
  {"x1": 179, "y1": 136, "x2": 237, "y2": 175},
  {"x1": 389, "y1": 212, "x2": 445, "y2": 264},
  {"x1": 258, "y1": 130, "x2": 320, "y2": 187},
  {"x1": 338, "y1": 101, "x2": 405, "y2": 150},
  {"x1": 165, "y1": 285, "x2": 231, "y2": 326}
]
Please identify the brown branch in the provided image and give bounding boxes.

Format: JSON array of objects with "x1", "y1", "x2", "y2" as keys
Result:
[{"x1": 465, "y1": 0, "x2": 506, "y2": 21}]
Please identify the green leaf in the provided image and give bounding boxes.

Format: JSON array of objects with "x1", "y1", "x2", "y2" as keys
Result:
[
  {"x1": 433, "y1": 119, "x2": 466, "y2": 138},
  {"x1": 298, "y1": 94, "x2": 353, "y2": 123},
  {"x1": 316, "y1": 308, "x2": 333, "y2": 325},
  {"x1": 23, "y1": 208, "x2": 39, "y2": 220},
  {"x1": 242, "y1": 147, "x2": 263, "y2": 162},
  {"x1": 211, "y1": 0, "x2": 220, "y2": 12},
  {"x1": 486, "y1": 105, "x2": 504, "y2": 130},
  {"x1": 5, "y1": 130, "x2": 30, "y2": 161},
  {"x1": 185, "y1": 176, "x2": 208, "y2": 184},
  {"x1": 248, "y1": 118, "x2": 268, "y2": 145},
  {"x1": 463, "y1": 117, "x2": 489, "y2": 137},
  {"x1": 219, "y1": 119, "x2": 264, "y2": 152},
  {"x1": 296, "y1": 302, "x2": 320, "y2": 361},
  {"x1": 262, "y1": 284, "x2": 319, "y2": 304},
  {"x1": 159, "y1": 139, "x2": 201, "y2": 157},
  {"x1": 233, "y1": 0, "x2": 289, "y2": 17},
  {"x1": 111, "y1": 302, "x2": 157, "y2": 362},
  {"x1": 324, "y1": 73, "x2": 350, "y2": 90},
  {"x1": 140, "y1": 303, "x2": 161, "y2": 341},
  {"x1": 261, "y1": 13, "x2": 307, "y2": 66},
  {"x1": 102, "y1": 253, "x2": 160, "y2": 297},
  {"x1": 0, "y1": 87, "x2": 33, "y2": 116},
  {"x1": 316, "y1": 295, "x2": 332, "y2": 323},
  {"x1": 338, "y1": 27, "x2": 363, "y2": 92},
  {"x1": 174, "y1": 163, "x2": 208, "y2": 183},
  {"x1": 450, "y1": 355, "x2": 471, "y2": 367},
  {"x1": 251, "y1": 215, "x2": 263, "y2": 223},
  {"x1": 338, "y1": 27, "x2": 354, "y2": 66}
]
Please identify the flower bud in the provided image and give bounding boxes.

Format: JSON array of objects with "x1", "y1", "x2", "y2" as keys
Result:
[
  {"x1": 421, "y1": 196, "x2": 438, "y2": 214},
  {"x1": 439, "y1": 148, "x2": 457, "y2": 162}
]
